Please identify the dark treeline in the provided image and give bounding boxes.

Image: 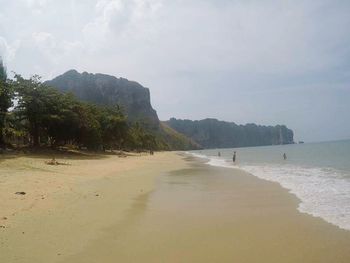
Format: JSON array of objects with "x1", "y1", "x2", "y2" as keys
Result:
[
  {"x1": 0, "y1": 60, "x2": 12, "y2": 148},
  {"x1": 0, "y1": 61, "x2": 159, "y2": 151}
]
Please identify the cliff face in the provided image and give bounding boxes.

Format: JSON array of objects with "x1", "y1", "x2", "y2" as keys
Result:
[
  {"x1": 46, "y1": 70, "x2": 160, "y2": 129},
  {"x1": 165, "y1": 118, "x2": 294, "y2": 149}
]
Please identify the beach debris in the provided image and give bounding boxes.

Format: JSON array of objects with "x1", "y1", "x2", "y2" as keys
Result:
[
  {"x1": 0, "y1": 225, "x2": 5, "y2": 229},
  {"x1": 15, "y1": 192, "x2": 26, "y2": 195},
  {"x1": 46, "y1": 157, "x2": 59, "y2": 165},
  {"x1": 114, "y1": 150, "x2": 128, "y2": 158},
  {"x1": 45, "y1": 157, "x2": 70, "y2": 166},
  {"x1": 95, "y1": 194, "x2": 100, "y2": 197},
  {"x1": 2, "y1": 217, "x2": 7, "y2": 220}
]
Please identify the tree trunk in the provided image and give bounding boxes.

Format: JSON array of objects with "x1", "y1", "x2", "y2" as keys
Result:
[
  {"x1": 0, "y1": 113, "x2": 5, "y2": 148},
  {"x1": 32, "y1": 124, "x2": 40, "y2": 147},
  {"x1": 0, "y1": 127, "x2": 5, "y2": 149}
]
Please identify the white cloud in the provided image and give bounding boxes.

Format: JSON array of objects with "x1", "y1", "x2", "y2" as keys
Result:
[
  {"x1": 0, "y1": 37, "x2": 20, "y2": 62},
  {"x1": 82, "y1": 0, "x2": 162, "y2": 50},
  {"x1": 24, "y1": 0, "x2": 51, "y2": 14},
  {"x1": 32, "y1": 32, "x2": 55, "y2": 49},
  {"x1": 25, "y1": 0, "x2": 50, "y2": 6},
  {"x1": 31, "y1": 32, "x2": 83, "y2": 61}
]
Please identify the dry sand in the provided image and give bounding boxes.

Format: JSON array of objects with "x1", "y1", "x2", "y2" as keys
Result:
[
  {"x1": 1, "y1": 152, "x2": 350, "y2": 262},
  {"x1": 0, "y1": 152, "x2": 188, "y2": 262}
]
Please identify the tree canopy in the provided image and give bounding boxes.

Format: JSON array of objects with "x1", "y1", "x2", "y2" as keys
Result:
[
  {"x1": 0, "y1": 59, "x2": 13, "y2": 147},
  {"x1": 0, "y1": 72, "x2": 159, "y2": 151}
]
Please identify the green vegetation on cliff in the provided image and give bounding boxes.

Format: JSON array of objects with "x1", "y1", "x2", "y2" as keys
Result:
[{"x1": 158, "y1": 122, "x2": 201, "y2": 150}]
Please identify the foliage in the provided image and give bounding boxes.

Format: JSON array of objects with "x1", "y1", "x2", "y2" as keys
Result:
[
  {"x1": 159, "y1": 122, "x2": 201, "y2": 150},
  {"x1": 125, "y1": 122, "x2": 157, "y2": 150},
  {"x1": 97, "y1": 105, "x2": 128, "y2": 150},
  {"x1": 12, "y1": 75, "x2": 109, "y2": 149},
  {"x1": 0, "y1": 59, "x2": 13, "y2": 147},
  {"x1": 2, "y1": 74, "x2": 161, "y2": 151}
]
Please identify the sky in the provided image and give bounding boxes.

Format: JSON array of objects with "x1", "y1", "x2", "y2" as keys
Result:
[{"x1": 0, "y1": 0, "x2": 349, "y2": 142}]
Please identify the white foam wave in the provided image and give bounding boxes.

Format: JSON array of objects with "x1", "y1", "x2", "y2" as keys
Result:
[
  {"x1": 187, "y1": 152, "x2": 350, "y2": 231},
  {"x1": 187, "y1": 152, "x2": 210, "y2": 160},
  {"x1": 207, "y1": 157, "x2": 233, "y2": 168}
]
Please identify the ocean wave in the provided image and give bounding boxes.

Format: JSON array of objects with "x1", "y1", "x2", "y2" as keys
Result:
[
  {"x1": 186, "y1": 152, "x2": 210, "y2": 160},
  {"x1": 188, "y1": 152, "x2": 350, "y2": 231}
]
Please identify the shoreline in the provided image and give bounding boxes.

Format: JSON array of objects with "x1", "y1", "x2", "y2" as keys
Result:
[
  {"x1": 192, "y1": 153, "x2": 350, "y2": 230},
  {"x1": 190, "y1": 150, "x2": 350, "y2": 232},
  {"x1": 1, "y1": 152, "x2": 350, "y2": 262}
]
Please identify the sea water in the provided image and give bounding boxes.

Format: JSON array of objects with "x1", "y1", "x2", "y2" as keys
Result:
[{"x1": 189, "y1": 140, "x2": 350, "y2": 231}]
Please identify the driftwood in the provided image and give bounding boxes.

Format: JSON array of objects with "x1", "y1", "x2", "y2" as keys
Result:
[{"x1": 45, "y1": 157, "x2": 70, "y2": 166}]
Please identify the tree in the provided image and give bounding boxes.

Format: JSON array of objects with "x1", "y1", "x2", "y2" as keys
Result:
[
  {"x1": 126, "y1": 122, "x2": 157, "y2": 151},
  {"x1": 13, "y1": 74, "x2": 63, "y2": 147},
  {"x1": 98, "y1": 106, "x2": 128, "y2": 150},
  {"x1": 42, "y1": 93, "x2": 81, "y2": 147},
  {"x1": 0, "y1": 59, "x2": 13, "y2": 147},
  {"x1": 73, "y1": 103, "x2": 102, "y2": 150},
  {"x1": 10, "y1": 73, "x2": 163, "y2": 151}
]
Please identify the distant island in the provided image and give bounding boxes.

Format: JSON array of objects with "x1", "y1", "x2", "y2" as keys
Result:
[{"x1": 165, "y1": 118, "x2": 294, "y2": 149}]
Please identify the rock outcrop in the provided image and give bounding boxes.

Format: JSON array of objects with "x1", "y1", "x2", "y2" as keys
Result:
[
  {"x1": 46, "y1": 70, "x2": 159, "y2": 129},
  {"x1": 165, "y1": 118, "x2": 294, "y2": 149}
]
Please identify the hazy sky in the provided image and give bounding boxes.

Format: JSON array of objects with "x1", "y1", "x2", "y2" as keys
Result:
[{"x1": 1, "y1": 0, "x2": 349, "y2": 142}]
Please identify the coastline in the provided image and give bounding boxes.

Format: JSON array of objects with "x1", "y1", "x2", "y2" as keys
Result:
[
  {"x1": 1, "y1": 152, "x2": 350, "y2": 262},
  {"x1": 194, "y1": 145, "x2": 350, "y2": 232}
]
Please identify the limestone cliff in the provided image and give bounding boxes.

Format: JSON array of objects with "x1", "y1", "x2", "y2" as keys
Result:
[
  {"x1": 165, "y1": 118, "x2": 294, "y2": 149},
  {"x1": 46, "y1": 70, "x2": 159, "y2": 129}
]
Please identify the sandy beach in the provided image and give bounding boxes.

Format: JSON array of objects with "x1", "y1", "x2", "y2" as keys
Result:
[
  {"x1": 0, "y1": 151, "x2": 188, "y2": 262},
  {"x1": 1, "y1": 152, "x2": 350, "y2": 262}
]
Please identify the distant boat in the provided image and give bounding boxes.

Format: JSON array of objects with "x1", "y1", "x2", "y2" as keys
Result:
[{"x1": 298, "y1": 141, "x2": 305, "y2": 144}]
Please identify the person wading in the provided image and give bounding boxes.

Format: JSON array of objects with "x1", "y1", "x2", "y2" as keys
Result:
[{"x1": 233, "y1": 151, "x2": 236, "y2": 163}]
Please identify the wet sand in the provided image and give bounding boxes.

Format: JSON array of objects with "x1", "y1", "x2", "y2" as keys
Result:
[{"x1": 1, "y1": 153, "x2": 350, "y2": 262}]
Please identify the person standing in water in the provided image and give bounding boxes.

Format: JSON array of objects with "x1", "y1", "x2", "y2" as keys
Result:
[
  {"x1": 218, "y1": 151, "x2": 221, "y2": 157},
  {"x1": 233, "y1": 151, "x2": 236, "y2": 163},
  {"x1": 283, "y1": 153, "x2": 287, "y2": 160}
]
